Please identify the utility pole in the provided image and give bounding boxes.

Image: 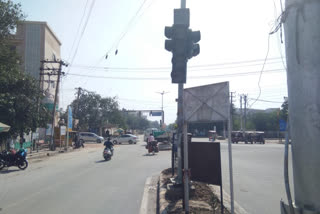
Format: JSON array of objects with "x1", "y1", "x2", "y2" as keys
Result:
[
  {"x1": 240, "y1": 95, "x2": 243, "y2": 130},
  {"x1": 229, "y1": 92, "x2": 235, "y2": 214},
  {"x1": 41, "y1": 59, "x2": 68, "y2": 151},
  {"x1": 243, "y1": 94, "x2": 247, "y2": 132},
  {"x1": 156, "y1": 91, "x2": 169, "y2": 128},
  {"x1": 281, "y1": 1, "x2": 320, "y2": 213},
  {"x1": 75, "y1": 87, "x2": 82, "y2": 130}
]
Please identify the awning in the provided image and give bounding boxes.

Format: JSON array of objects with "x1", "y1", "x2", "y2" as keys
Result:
[{"x1": 0, "y1": 122, "x2": 10, "y2": 133}]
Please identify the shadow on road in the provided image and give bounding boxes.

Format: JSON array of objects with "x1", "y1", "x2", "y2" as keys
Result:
[
  {"x1": 95, "y1": 160, "x2": 108, "y2": 163},
  {"x1": 142, "y1": 153, "x2": 157, "y2": 157},
  {"x1": 0, "y1": 168, "x2": 20, "y2": 174}
]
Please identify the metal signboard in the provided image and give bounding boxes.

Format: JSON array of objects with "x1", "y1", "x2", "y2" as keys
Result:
[
  {"x1": 184, "y1": 82, "x2": 229, "y2": 122},
  {"x1": 60, "y1": 126, "x2": 66, "y2": 136},
  {"x1": 188, "y1": 142, "x2": 222, "y2": 186},
  {"x1": 149, "y1": 111, "x2": 163, "y2": 116},
  {"x1": 279, "y1": 119, "x2": 287, "y2": 131},
  {"x1": 188, "y1": 141, "x2": 224, "y2": 213},
  {"x1": 46, "y1": 124, "x2": 52, "y2": 136}
]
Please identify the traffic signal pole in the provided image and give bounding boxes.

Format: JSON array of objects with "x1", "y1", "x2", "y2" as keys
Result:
[
  {"x1": 181, "y1": 0, "x2": 186, "y2": 8},
  {"x1": 177, "y1": 84, "x2": 183, "y2": 184},
  {"x1": 165, "y1": 1, "x2": 200, "y2": 212},
  {"x1": 180, "y1": 3, "x2": 188, "y2": 212}
]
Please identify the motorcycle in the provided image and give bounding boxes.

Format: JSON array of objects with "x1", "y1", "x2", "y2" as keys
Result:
[
  {"x1": 0, "y1": 149, "x2": 28, "y2": 170},
  {"x1": 146, "y1": 141, "x2": 159, "y2": 155},
  {"x1": 73, "y1": 140, "x2": 84, "y2": 149},
  {"x1": 103, "y1": 147, "x2": 114, "y2": 161}
]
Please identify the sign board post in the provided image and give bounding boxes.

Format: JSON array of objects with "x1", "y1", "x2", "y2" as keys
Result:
[
  {"x1": 183, "y1": 82, "x2": 233, "y2": 214},
  {"x1": 60, "y1": 126, "x2": 66, "y2": 151},
  {"x1": 66, "y1": 106, "x2": 72, "y2": 151},
  {"x1": 279, "y1": 119, "x2": 287, "y2": 143}
]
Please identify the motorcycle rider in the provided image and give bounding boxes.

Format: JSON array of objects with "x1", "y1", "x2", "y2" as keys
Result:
[
  {"x1": 104, "y1": 138, "x2": 114, "y2": 154},
  {"x1": 147, "y1": 133, "x2": 155, "y2": 154}
]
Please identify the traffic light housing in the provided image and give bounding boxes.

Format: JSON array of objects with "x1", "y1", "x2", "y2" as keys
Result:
[
  {"x1": 164, "y1": 8, "x2": 200, "y2": 84},
  {"x1": 187, "y1": 30, "x2": 201, "y2": 59}
]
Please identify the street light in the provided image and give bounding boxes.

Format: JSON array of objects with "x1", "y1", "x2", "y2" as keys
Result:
[{"x1": 156, "y1": 91, "x2": 169, "y2": 128}]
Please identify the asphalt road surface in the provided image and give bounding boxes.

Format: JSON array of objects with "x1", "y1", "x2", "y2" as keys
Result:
[
  {"x1": 193, "y1": 138, "x2": 292, "y2": 214},
  {"x1": 0, "y1": 136, "x2": 170, "y2": 214}
]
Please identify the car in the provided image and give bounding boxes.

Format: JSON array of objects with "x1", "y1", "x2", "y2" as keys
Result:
[
  {"x1": 79, "y1": 132, "x2": 104, "y2": 143},
  {"x1": 112, "y1": 134, "x2": 138, "y2": 144}
]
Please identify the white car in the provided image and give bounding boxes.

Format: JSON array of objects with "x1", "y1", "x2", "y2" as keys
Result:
[
  {"x1": 79, "y1": 132, "x2": 104, "y2": 143},
  {"x1": 112, "y1": 134, "x2": 138, "y2": 144}
]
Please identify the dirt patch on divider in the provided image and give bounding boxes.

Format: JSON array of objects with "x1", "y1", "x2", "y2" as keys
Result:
[{"x1": 160, "y1": 168, "x2": 231, "y2": 214}]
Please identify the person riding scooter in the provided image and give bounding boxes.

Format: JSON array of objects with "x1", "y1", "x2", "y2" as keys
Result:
[
  {"x1": 147, "y1": 133, "x2": 155, "y2": 154},
  {"x1": 104, "y1": 138, "x2": 114, "y2": 155}
]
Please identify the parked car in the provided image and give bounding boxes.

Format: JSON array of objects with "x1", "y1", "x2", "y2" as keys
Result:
[
  {"x1": 79, "y1": 132, "x2": 104, "y2": 143},
  {"x1": 112, "y1": 134, "x2": 137, "y2": 144}
]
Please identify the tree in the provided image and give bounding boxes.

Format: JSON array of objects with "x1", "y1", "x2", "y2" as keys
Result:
[
  {"x1": 70, "y1": 90, "x2": 125, "y2": 131},
  {"x1": 0, "y1": 0, "x2": 50, "y2": 143},
  {"x1": 124, "y1": 113, "x2": 150, "y2": 130},
  {"x1": 280, "y1": 99, "x2": 288, "y2": 121},
  {"x1": 149, "y1": 121, "x2": 160, "y2": 129},
  {"x1": 0, "y1": 73, "x2": 51, "y2": 138},
  {"x1": 248, "y1": 111, "x2": 278, "y2": 131},
  {"x1": 0, "y1": 0, "x2": 24, "y2": 54}
]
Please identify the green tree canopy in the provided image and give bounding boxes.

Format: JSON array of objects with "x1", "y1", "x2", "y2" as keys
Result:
[
  {"x1": 70, "y1": 90, "x2": 124, "y2": 131},
  {"x1": 280, "y1": 99, "x2": 288, "y2": 121},
  {"x1": 0, "y1": 0, "x2": 50, "y2": 141}
]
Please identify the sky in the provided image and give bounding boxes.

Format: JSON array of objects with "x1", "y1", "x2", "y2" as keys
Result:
[{"x1": 16, "y1": 0, "x2": 288, "y2": 124}]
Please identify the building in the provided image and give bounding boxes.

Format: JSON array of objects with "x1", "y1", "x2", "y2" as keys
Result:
[{"x1": 13, "y1": 21, "x2": 62, "y2": 125}]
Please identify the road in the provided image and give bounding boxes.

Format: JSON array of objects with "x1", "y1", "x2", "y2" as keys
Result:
[
  {"x1": 193, "y1": 138, "x2": 292, "y2": 214},
  {"x1": 0, "y1": 136, "x2": 171, "y2": 214}
]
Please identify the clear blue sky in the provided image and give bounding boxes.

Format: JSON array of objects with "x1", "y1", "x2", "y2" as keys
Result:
[{"x1": 16, "y1": 0, "x2": 287, "y2": 124}]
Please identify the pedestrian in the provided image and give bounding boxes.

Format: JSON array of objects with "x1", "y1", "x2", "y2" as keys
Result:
[
  {"x1": 106, "y1": 129, "x2": 110, "y2": 138},
  {"x1": 19, "y1": 137, "x2": 25, "y2": 149},
  {"x1": 74, "y1": 132, "x2": 79, "y2": 148}
]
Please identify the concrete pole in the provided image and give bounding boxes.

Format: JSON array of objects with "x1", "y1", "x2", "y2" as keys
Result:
[
  {"x1": 240, "y1": 95, "x2": 243, "y2": 130},
  {"x1": 183, "y1": 122, "x2": 189, "y2": 213},
  {"x1": 66, "y1": 107, "x2": 69, "y2": 152},
  {"x1": 177, "y1": 84, "x2": 183, "y2": 183},
  {"x1": 157, "y1": 91, "x2": 169, "y2": 127},
  {"x1": 228, "y1": 92, "x2": 235, "y2": 214},
  {"x1": 284, "y1": 0, "x2": 320, "y2": 211},
  {"x1": 50, "y1": 61, "x2": 63, "y2": 150},
  {"x1": 181, "y1": 0, "x2": 186, "y2": 8},
  {"x1": 161, "y1": 93, "x2": 164, "y2": 126},
  {"x1": 243, "y1": 95, "x2": 247, "y2": 132}
]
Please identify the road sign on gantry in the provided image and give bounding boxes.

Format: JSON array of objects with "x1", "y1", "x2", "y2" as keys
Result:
[{"x1": 183, "y1": 82, "x2": 229, "y2": 122}]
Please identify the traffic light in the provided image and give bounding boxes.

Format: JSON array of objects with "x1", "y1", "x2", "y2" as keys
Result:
[
  {"x1": 164, "y1": 8, "x2": 200, "y2": 84},
  {"x1": 187, "y1": 30, "x2": 201, "y2": 59}
]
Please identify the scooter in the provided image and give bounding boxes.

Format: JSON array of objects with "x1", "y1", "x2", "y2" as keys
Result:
[
  {"x1": 73, "y1": 140, "x2": 84, "y2": 149},
  {"x1": 0, "y1": 149, "x2": 28, "y2": 170},
  {"x1": 103, "y1": 147, "x2": 114, "y2": 161},
  {"x1": 146, "y1": 141, "x2": 159, "y2": 155}
]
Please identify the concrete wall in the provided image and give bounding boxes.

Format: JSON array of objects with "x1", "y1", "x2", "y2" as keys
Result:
[{"x1": 14, "y1": 21, "x2": 62, "y2": 126}]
